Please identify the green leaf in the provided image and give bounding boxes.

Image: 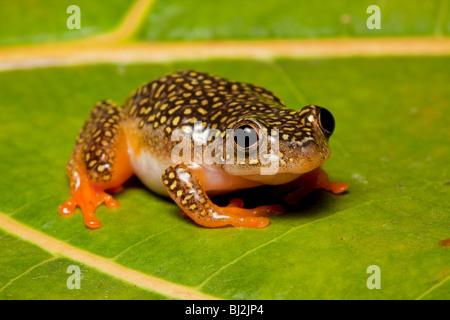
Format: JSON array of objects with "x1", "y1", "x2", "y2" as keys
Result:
[
  {"x1": 0, "y1": 231, "x2": 165, "y2": 299},
  {"x1": 136, "y1": 0, "x2": 450, "y2": 41},
  {"x1": 0, "y1": 57, "x2": 449, "y2": 299},
  {"x1": 0, "y1": 0, "x2": 449, "y2": 300},
  {"x1": 0, "y1": 0, "x2": 133, "y2": 46}
]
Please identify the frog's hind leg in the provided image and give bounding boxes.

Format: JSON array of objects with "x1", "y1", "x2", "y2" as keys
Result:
[
  {"x1": 163, "y1": 164, "x2": 284, "y2": 228},
  {"x1": 59, "y1": 100, "x2": 133, "y2": 228},
  {"x1": 275, "y1": 167, "x2": 349, "y2": 205}
]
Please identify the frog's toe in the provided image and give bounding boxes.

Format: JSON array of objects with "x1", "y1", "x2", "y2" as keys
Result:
[
  {"x1": 59, "y1": 197, "x2": 77, "y2": 217},
  {"x1": 214, "y1": 206, "x2": 270, "y2": 227},
  {"x1": 99, "y1": 191, "x2": 121, "y2": 209},
  {"x1": 215, "y1": 204, "x2": 284, "y2": 227},
  {"x1": 315, "y1": 167, "x2": 349, "y2": 194},
  {"x1": 83, "y1": 211, "x2": 103, "y2": 229},
  {"x1": 227, "y1": 214, "x2": 270, "y2": 228},
  {"x1": 327, "y1": 182, "x2": 349, "y2": 194},
  {"x1": 226, "y1": 198, "x2": 244, "y2": 208},
  {"x1": 225, "y1": 198, "x2": 284, "y2": 216},
  {"x1": 59, "y1": 196, "x2": 103, "y2": 229},
  {"x1": 250, "y1": 204, "x2": 285, "y2": 216}
]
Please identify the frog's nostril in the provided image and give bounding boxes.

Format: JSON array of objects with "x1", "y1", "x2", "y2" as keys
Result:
[{"x1": 318, "y1": 108, "x2": 335, "y2": 138}]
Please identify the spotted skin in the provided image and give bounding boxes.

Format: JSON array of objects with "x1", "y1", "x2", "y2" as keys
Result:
[
  {"x1": 60, "y1": 70, "x2": 348, "y2": 229},
  {"x1": 60, "y1": 100, "x2": 133, "y2": 228},
  {"x1": 76, "y1": 100, "x2": 122, "y2": 184},
  {"x1": 123, "y1": 70, "x2": 326, "y2": 168}
]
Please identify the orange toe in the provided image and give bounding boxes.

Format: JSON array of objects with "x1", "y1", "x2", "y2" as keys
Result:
[
  {"x1": 316, "y1": 168, "x2": 349, "y2": 194},
  {"x1": 83, "y1": 212, "x2": 102, "y2": 229},
  {"x1": 99, "y1": 192, "x2": 121, "y2": 209},
  {"x1": 225, "y1": 214, "x2": 270, "y2": 228},
  {"x1": 226, "y1": 198, "x2": 244, "y2": 208},
  {"x1": 328, "y1": 182, "x2": 349, "y2": 194},
  {"x1": 59, "y1": 183, "x2": 120, "y2": 228},
  {"x1": 234, "y1": 216, "x2": 270, "y2": 228},
  {"x1": 222, "y1": 200, "x2": 284, "y2": 217},
  {"x1": 59, "y1": 197, "x2": 77, "y2": 217},
  {"x1": 250, "y1": 204, "x2": 285, "y2": 216},
  {"x1": 214, "y1": 202, "x2": 285, "y2": 228}
]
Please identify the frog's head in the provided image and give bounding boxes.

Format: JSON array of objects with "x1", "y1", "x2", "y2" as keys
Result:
[{"x1": 222, "y1": 104, "x2": 335, "y2": 185}]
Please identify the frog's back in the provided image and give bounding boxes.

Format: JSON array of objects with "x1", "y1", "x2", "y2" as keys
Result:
[{"x1": 123, "y1": 70, "x2": 287, "y2": 136}]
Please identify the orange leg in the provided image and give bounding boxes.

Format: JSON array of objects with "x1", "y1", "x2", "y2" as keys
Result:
[
  {"x1": 163, "y1": 164, "x2": 284, "y2": 228},
  {"x1": 177, "y1": 198, "x2": 284, "y2": 220},
  {"x1": 278, "y1": 167, "x2": 349, "y2": 205},
  {"x1": 59, "y1": 100, "x2": 133, "y2": 228},
  {"x1": 59, "y1": 172, "x2": 123, "y2": 228}
]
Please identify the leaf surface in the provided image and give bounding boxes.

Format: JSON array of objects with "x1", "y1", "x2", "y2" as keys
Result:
[
  {"x1": 0, "y1": 57, "x2": 448, "y2": 299},
  {"x1": 137, "y1": 0, "x2": 450, "y2": 41}
]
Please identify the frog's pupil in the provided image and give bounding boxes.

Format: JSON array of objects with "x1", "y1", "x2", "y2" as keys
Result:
[
  {"x1": 319, "y1": 108, "x2": 335, "y2": 137},
  {"x1": 234, "y1": 125, "x2": 258, "y2": 148}
]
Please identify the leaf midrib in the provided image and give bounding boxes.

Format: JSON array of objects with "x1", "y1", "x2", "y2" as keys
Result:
[
  {"x1": 0, "y1": 213, "x2": 219, "y2": 300},
  {"x1": 2, "y1": 37, "x2": 450, "y2": 72}
]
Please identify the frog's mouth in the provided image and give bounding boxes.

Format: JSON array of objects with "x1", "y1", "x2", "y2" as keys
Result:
[
  {"x1": 222, "y1": 137, "x2": 331, "y2": 185},
  {"x1": 239, "y1": 159, "x2": 328, "y2": 185}
]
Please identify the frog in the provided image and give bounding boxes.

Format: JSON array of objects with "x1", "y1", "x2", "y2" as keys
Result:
[{"x1": 59, "y1": 70, "x2": 348, "y2": 229}]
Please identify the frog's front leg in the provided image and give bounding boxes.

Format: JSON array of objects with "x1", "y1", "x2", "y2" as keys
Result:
[
  {"x1": 275, "y1": 167, "x2": 349, "y2": 205},
  {"x1": 59, "y1": 100, "x2": 133, "y2": 228},
  {"x1": 163, "y1": 164, "x2": 284, "y2": 228}
]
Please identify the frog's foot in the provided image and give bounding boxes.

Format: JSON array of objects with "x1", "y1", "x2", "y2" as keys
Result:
[
  {"x1": 59, "y1": 178, "x2": 121, "y2": 229},
  {"x1": 178, "y1": 197, "x2": 243, "y2": 217},
  {"x1": 214, "y1": 201, "x2": 285, "y2": 228},
  {"x1": 215, "y1": 198, "x2": 285, "y2": 227},
  {"x1": 177, "y1": 198, "x2": 284, "y2": 220},
  {"x1": 163, "y1": 164, "x2": 284, "y2": 228},
  {"x1": 278, "y1": 167, "x2": 349, "y2": 206}
]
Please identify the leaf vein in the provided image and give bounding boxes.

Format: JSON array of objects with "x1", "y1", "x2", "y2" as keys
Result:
[
  {"x1": 111, "y1": 223, "x2": 182, "y2": 261},
  {"x1": 0, "y1": 257, "x2": 58, "y2": 294},
  {"x1": 415, "y1": 274, "x2": 450, "y2": 300},
  {"x1": 0, "y1": 213, "x2": 219, "y2": 300}
]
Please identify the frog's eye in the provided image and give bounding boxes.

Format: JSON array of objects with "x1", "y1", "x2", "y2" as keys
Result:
[
  {"x1": 233, "y1": 122, "x2": 259, "y2": 149},
  {"x1": 318, "y1": 107, "x2": 335, "y2": 138}
]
